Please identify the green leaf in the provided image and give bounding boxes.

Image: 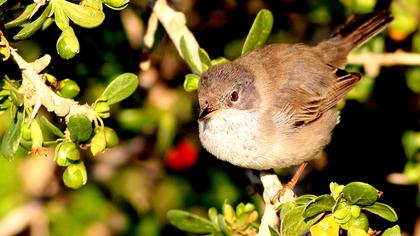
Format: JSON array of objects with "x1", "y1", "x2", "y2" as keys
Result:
[
  {"x1": 52, "y1": 0, "x2": 69, "y2": 31},
  {"x1": 199, "y1": 48, "x2": 211, "y2": 71},
  {"x1": 100, "y1": 73, "x2": 138, "y2": 105},
  {"x1": 295, "y1": 194, "x2": 317, "y2": 205},
  {"x1": 269, "y1": 226, "x2": 281, "y2": 236},
  {"x1": 342, "y1": 182, "x2": 378, "y2": 206},
  {"x1": 5, "y1": 3, "x2": 36, "y2": 29},
  {"x1": 13, "y1": 3, "x2": 52, "y2": 40},
  {"x1": 167, "y1": 209, "x2": 218, "y2": 234},
  {"x1": 281, "y1": 204, "x2": 323, "y2": 236},
  {"x1": 211, "y1": 57, "x2": 229, "y2": 66},
  {"x1": 1, "y1": 107, "x2": 24, "y2": 160},
  {"x1": 0, "y1": 0, "x2": 7, "y2": 6},
  {"x1": 183, "y1": 73, "x2": 200, "y2": 92},
  {"x1": 241, "y1": 9, "x2": 273, "y2": 55},
  {"x1": 67, "y1": 114, "x2": 92, "y2": 143},
  {"x1": 303, "y1": 194, "x2": 335, "y2": 218},
  {"x1": 180, "y1": 36, "x2": 201, "y2": 75},
  {"x1": 382, "y1": 225, "x2": 401, "y2": 236},
  {"x1": 310, "y1": 215, "x2": 339, "y2": 236},
  {"x1": 61, "y1": 0, "x2": 105, "y2": 28},
  {"x1": 362, "y1": 202, "x2": 398, "y2": 222},
  {"x1": 39, "y1": 116, "x2": 65, "y2": 138}
]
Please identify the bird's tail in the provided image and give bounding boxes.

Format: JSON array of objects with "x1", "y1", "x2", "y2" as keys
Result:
[{"x1": 315, "y1": 10, "x2": 393, "y2": 67}]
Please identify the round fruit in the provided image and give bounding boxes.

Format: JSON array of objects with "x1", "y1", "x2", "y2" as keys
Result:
[
  {"x1": 63, "y1": 162, "x2": 87, "y2": 189},
  {"x1": 104, "y1": 127, "x2": 119, "y2": 148},
  {"x1": 59, "y1": 78, "x2": 80, "y2": 98},
  {"x1": 347, "y1": 212, "x2": 369, "y2": 232}
]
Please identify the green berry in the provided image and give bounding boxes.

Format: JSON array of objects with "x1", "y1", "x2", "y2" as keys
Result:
[
  {"x1": 104, "y1": 127, "x2": 119, "y2": 148},
  {"x1": 63, "y1": 162, "x2": 87, "y2": 189},
  {"x1": 56, "y1": 27, "x2": 79, "y2": 60},
  {"x1": 59, "y1": 78, "x2": 80, "y2": 98}
]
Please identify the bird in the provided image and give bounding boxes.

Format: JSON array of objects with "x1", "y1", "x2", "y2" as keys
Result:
[{"x1": 197, "y1": 11, "x2": 393, "y2": 192}]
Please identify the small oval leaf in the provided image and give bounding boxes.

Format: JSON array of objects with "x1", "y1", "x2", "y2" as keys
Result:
[
  {"x1": 183, "y1": 73, "x2": 200, "y2": 92},
  {"x1": 61, "y1": 0, "x2": 105, "y2": 28},
  {"x1": 241, "y1": 9, "x2": 273, "y2": 55},
  {"x1": 13, "y1": 3, "x2": 52, "y2": 40},
  {"x1": 100, "y1": 73, "x2": 138, "y2": 105},
  {"x1": 67, "y1": 114, "x2": 92, "y2": 143},
  {"x1": 303, "y1": 194, "x2": 335, "y2": 218},
  {"x1": 1, "y1": 107, "x2": 24, "y2": 160},
  {"x1": 342, "y1": 182, "x2": 378, "y2": 206},
  {"x1": 362, "y1": 202, "x2": 398, "y2": 222},
  {"x1": 180, "y1": 36, "x2": 202, "y2": 75},
  {"x1": 167, "y1": 209, "x2": 217, "y2": 234},
  {"x1": 382, "y1": 225, "x2": 401, "y2": 236},
  {"x1": 5, "y1": 3, "x2": 37, "y2": 29},
  {"x1": 52, "y1": 1, "x2": 69, "y2": 30},
  {"x1": 39, "y1": 116, "x2": 65, "y2": 138},
  {"x1": 199, "y1": 48, "x2": 211, "y2": 71}
]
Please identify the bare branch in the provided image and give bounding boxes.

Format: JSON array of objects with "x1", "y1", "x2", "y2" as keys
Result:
[{"x1": 348, "y1": 51, "x2": 420, "y2": 77}]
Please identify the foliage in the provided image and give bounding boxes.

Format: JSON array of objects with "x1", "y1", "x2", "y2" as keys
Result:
[{"x1": 0, "y1": 0, "x2": 418, "y2": 235}]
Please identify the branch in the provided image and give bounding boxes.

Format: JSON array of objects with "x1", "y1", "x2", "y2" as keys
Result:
[
  {"x1": 10, "y1": 49, "x2": 95, "y2": 120},
  {"x1": 258, "y1": 172, "x2": 295, "y2": 236},
  {"x1": 152, "y1": 0, "x2": 202, "y2": 70},
  {"x1": 348, "y1": 51, "x2": 420, "y2": 77}
]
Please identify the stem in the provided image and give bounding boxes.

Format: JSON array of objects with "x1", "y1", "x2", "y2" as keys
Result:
[{"x1": 10, "y1": 49, "x2": 95, "y2": 121}]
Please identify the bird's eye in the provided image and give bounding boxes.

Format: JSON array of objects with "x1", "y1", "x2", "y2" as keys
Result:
[{"x1": 230, "y1": 91, "x2": 239, "y2": 102}]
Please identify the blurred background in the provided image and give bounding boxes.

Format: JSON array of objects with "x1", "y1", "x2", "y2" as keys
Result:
[{"x1": 0, "y1": 0, "x2": 419, "y2": 235}]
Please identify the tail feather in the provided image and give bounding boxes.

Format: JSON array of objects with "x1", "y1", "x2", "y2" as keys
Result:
[
  {"x1": 315, "y1": 11, "x2": 393, "y2": 67},
  {"x1": 331, "y1": 10, "x2": 393, "y2": 48}
]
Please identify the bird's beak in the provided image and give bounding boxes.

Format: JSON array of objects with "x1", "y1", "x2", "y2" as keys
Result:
[{"x1": 198, "y1": 106, "x2": 216, "y2": 121}]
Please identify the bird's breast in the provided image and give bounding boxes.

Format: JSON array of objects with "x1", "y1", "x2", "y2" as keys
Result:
[{"x1": 198, "y1": 109, "x2": 266, "y2": 169}]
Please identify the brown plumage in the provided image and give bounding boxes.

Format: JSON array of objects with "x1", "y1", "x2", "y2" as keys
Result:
[{"x1": 197, "y1": 11, "x2": 393, "y2": 170}]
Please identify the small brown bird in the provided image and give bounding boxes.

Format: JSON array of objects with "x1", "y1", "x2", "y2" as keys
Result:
[{"x1": 197, "y1": 11, "x2": 393, "y2": 187}]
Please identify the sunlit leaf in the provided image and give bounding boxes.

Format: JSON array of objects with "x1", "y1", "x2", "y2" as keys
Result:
[
  {"x1": 180, "y1": 36, "x2": 201, "y2": 75},
  {"x1": 281, "y1": 204, "x2": 323, "y2": 236},
  {"x1": 382, "y1": 225, "x2": 401, "y2": 236},
  {"x1": 241, "y1": 9, "x2": 273, "y2": 55},
  {"x1": 303, "y1": 194, "x2": 335, "y2": 218},
  {"x1": 67, "y1": 114, "x2": 92, "y2": 143},
  {"x1": 342, "y1": 182, "x2": 378, "y2": 206},
  {"x1": 183, "y1": 73, "x2": 200, "y2": 92},
  {"x1": 61, "y1": 0, "x2": 105, "y2": 28},
  {"x1": 362, "y1": 202, "x2": 398, "y2": 222},
  {"x1": 310, "y1": 215, "x2": 339, "y2": 236},
  {"x1": 199, "y1": 48, "x2": 211, "y2": 71},
  {"x1": 348, "y1": 226, "x2": 368, "y2": 236},
  {"x1": 295, "y1": 194, "x2": 317, "y2": 205},
  {"x1": 13, "y1": 3, "x2": 52, "y2": 40},
  {"x1": 167, "y1": 209, "x2": 218, "y2": 234},
  {"x1": 1, "y1": 107, "x2": 24, "y2": 160},
  {"x1": 100, "y1": 73, "x2": 138, "y2": 105},
  {"x1": 52, "y1": 0, "x2": 69, "y2": 30}
]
